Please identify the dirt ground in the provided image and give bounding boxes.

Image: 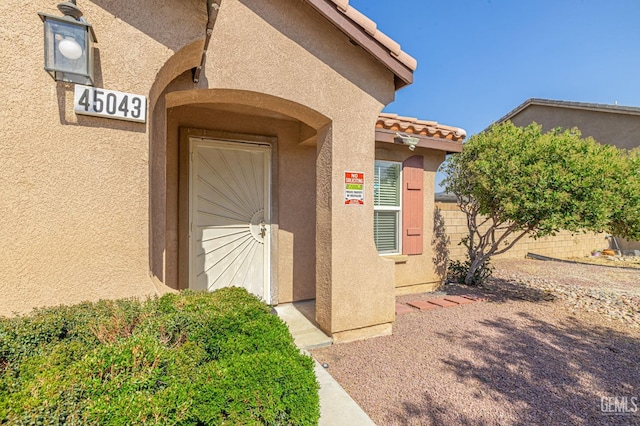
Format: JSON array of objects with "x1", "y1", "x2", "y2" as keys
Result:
[{"x1": 312, "y1": 259, "x2": 640, "y2": 425}]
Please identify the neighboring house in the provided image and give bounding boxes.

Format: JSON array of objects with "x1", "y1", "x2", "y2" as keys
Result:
[
  {"x1": 497, "y1": 98, "x2": 640, "y2": 150},
  {"x1": 497, "y1": 98, "x2": 640, "y2": 251},
  {"x1": 0, "y1": 0, "x2": 464, "y2": 342}
]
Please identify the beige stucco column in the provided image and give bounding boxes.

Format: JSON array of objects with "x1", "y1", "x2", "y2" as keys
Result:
[{"x1": 316, "y1": 119, "x2": 396, "y2": 343}]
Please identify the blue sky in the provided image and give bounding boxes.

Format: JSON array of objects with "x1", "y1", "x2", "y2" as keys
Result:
[{"x1": 350, "y1": 0, "x2": 640, "y2": 137}]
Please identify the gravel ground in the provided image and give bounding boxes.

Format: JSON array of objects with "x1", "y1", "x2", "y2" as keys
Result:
[
  {"x1": 490, "y1": 259, "x2": 640, "y2": 327},
  {"x1": 312, "y1": 259, "x2": 640, "y2": 425},
  {"x1": 493, "y1": 258, "x2": 640, "y2": 294}
]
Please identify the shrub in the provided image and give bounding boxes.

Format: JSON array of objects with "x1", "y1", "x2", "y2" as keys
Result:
[
  {"x1": 447, "y1": 259, "x2": 493, "y2": 286},
  {"x1": 0, "y1": 288, "x2": 319, "y2": 425}
]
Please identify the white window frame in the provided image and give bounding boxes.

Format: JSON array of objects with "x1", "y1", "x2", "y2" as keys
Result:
[{"x1": 374, "y1": 160, "x2": 402, "y2": 255}]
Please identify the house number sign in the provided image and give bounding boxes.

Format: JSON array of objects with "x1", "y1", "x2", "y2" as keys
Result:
[{"x1": 74, "y1": 85, "x2": 147, "y2": 123}]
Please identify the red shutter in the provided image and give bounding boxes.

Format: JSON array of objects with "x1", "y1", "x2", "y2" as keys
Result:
[{"x1": 402, "y1": 155, "x2": 424, "y2": 255}]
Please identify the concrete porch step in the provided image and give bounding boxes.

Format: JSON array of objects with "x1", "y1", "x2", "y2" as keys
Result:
[{"x1": 273, "y1": 301, "x2": 333, "y2": 350}]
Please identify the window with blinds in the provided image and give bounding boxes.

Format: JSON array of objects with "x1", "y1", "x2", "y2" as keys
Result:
[{"x1": 374, "y1": 160, "x2": 401, "y2": 254}]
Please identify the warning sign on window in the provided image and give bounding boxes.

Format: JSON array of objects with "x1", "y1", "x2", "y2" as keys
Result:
[{"x1": 345, "y1": 171, "x2": 364, "y2": 205}]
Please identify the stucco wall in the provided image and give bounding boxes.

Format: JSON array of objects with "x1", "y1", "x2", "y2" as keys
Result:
[
  {"x1": 508, "y1": 105, "x2": 640, "y2": 150},
  {"x1": 435, "y1": 202, "x2": 608, "y2": 262},
  {"x1": 0, "y1": 0, "x2": 206, "y2": 315},
  {"x1": 1, "y1": 0, "x2": 401, "y2": 339}
]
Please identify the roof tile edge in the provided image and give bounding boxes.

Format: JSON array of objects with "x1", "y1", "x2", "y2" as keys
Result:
[
  {"x1": 327, "y1": 0, "x2": 417, "y2": 71},
  {"x1": 377, "y1": 113, "x2": 467, "y2": 141}
]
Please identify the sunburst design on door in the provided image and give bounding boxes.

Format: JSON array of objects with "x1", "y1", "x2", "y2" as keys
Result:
[{"x1": 191, "y1": 141, "x2": 268, "y2": 299}]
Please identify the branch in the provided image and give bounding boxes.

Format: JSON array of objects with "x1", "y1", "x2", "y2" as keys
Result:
[
  {"x1": 490, "y1": 222, "x2": 520, "y2": 249},
  {"x1": 491, "y1": 229, "x2": 532, "y2": 256},
  {"x1": 476, "y1": 215, "x2": 492, "y2": 229}
]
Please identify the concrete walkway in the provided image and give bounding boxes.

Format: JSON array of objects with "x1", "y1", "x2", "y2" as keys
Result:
[{"x1": 273, "y1": 302, "x2": 376, "y2": 426}]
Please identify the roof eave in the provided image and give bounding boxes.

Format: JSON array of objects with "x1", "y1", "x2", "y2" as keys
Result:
[
  {"x1": 303, "y1": 0, "x2": 414, "y2": 90},
  {"x1": 497, "y1": 98, "x2": 640, "y2": 126},
  {"x1": 375, "y1": 129, "x2": 463, "y2": 154}
]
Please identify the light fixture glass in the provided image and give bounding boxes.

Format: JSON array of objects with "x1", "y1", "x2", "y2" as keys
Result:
[
  {"x1": 38, "y1": 11, "x2": 96, "y2": 85},
  {"x1": 58, "y1": 37, "x2": 82, "y2": 59}
]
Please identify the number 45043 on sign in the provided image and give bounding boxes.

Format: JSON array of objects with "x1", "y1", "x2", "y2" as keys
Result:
[{"x1": 74, "y1": 85, "x2": 147, "y2": 123}]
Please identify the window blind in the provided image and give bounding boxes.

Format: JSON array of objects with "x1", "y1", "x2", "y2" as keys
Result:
[
  {"x1": 374, "y1": 161, "x2": 401, "y2": 253},
  {"x1": 374, "y1": 210, "x2": 399, "y2": 253},
  {"x1": 374, "y1": 162, "x2": 400, "y2": 207}
]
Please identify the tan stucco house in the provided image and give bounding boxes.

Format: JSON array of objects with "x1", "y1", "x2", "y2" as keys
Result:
[
  {"x1": 498, "y1": 98, "x2": 640, "y2": 150},
  {"x1": 0, "y1": 0, "x2": 465, "y2": 342}
]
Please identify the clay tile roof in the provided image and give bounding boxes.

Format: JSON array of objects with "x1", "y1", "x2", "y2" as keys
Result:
[
  {"x1": 377, "y1": 113, "x2": 467, "y2": 142},
  {"x1": 328, "y1": 0, "x2": 417, "y2": 71}
]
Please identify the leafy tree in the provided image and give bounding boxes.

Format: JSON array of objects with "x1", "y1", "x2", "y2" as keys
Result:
[
  {"x1": 442, "y1": 121, "x2": 635, "y2": 285},
  {"x1": 609, "y1": 148, "x2": 640, "y2": 241}
]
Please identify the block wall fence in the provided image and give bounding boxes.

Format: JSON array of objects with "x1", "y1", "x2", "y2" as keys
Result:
[{"x1": 434, "y1": 202, "x2": 608, "y2": 261}]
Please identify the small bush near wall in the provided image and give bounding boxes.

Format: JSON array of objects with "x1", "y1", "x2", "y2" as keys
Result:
[{"x1": 0, "y1": 288, "x2": 319, "y2": 425}]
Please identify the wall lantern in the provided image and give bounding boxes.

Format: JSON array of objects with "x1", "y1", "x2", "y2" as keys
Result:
[{"x1": 38, "y1": 1, "x2": 97, "y2": 85}]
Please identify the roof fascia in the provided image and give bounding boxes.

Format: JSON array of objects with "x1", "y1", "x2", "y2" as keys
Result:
[{"x1": 375, "y1": 129, "x2": 463, "y2": 154}]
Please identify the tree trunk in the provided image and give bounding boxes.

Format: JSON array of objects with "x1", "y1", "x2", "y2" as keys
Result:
[{"x1": 464, "y1": 254, "x2": 486, "y2": 285}]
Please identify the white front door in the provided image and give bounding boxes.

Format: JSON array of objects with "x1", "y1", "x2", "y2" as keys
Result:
[{"x1": 189, "y1": 138, "x2": 271, "y2": 302}]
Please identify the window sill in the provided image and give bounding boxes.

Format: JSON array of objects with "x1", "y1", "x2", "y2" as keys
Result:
[{"x1": 381, "y1": 254, "x2": 409, "y2": 264}]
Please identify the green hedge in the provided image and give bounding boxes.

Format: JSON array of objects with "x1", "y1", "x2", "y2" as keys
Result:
[{"x1": 0, "y1": 288, "x2": 319, "y2": 425}]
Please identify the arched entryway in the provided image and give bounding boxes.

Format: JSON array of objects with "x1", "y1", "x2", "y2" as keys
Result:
[{"x1": 150, "y1": 70, "x2": 330, "y2": 305}]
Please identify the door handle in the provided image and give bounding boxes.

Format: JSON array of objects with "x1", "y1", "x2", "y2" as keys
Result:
[{"x1": 259, "y1": 220, "x2": 267, "y2": 238}]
